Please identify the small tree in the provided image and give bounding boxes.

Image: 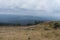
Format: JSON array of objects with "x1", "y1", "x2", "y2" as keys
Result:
[
  {"x1": 34, "y1": 20, "x2": 43, "y2": 25},
  {"x1": 34, "y1": 21, "x2": 39, "y2": 25},
  {"x1": 53, "y1": 23, "x2": 60, "y2": 29},
  {"x1": 27, "y1": 23, "x2": 33, "y2": 26}
]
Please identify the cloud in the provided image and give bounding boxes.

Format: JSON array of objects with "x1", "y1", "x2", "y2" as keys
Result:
[
  {"x1": 0, "y1": 0, "x2": 60, "y2": 17},
  {"x1": 0, "y1": 0, "x2": 60, "y2": 11}
]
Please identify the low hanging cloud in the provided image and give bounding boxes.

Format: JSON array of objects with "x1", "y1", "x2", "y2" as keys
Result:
[
  {"x1": 0, "y1": 0, "x2": 60, "y2": 17},
  {"x1": 0, "y1": 0, "x2": 60, "y2": 11}
]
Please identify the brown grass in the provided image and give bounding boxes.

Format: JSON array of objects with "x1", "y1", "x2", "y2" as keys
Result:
[{"x1": 0, "y1": 23, "x2": 60, "y2": 40}]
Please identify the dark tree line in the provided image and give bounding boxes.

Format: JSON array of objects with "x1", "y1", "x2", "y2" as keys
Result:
[
  {"x1": 0, "y1": 23, "x2": 21, "y2": 26},
  {"x1": 0, "y1": 20, "x2": 44, "y2": 26}
]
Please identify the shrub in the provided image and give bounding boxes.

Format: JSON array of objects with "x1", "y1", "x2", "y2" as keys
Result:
[
  {"x1": 34, "y1": 20, "x2": 43, "y2": 25},
  {"x1": 53, "y1": 23, "x2": 60, "y2": 29}
]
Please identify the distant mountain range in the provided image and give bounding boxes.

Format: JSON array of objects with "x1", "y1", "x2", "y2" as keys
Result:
[{"x1": 0, "y1": 14, "x2": 59, "y2": 25}]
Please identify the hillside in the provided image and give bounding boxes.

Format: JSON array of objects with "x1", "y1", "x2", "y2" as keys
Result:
[
  {"x1": 0, "y1": 21, "x2": 60, "y2": 40},
  {"x1": 0, "y1": 14, "x2": 60, "y2": 26}
]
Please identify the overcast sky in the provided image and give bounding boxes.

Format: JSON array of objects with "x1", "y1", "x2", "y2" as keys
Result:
[{"x1": 0, "y1": 0, "x2": 60, "y2": 17}]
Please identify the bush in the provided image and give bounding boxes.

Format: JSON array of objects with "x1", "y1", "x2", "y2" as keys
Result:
[
  {"x1": 26, "y1": 23, "x2": 33, "y2": 26},
  {"x1": 34, "y1": 20, "x2": 44, "y2": 25},
  {"x1": 53, "y1": 23, "x2": 60, "y2": 29}
]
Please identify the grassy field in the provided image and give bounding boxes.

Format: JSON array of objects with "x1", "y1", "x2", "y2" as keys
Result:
[{"x1": 0, "y1": 22, "x2": 60, "y2": 40}]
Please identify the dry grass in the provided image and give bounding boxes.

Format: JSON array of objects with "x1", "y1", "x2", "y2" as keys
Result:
[{"x1": 0, "y1": 23, "x2": 60, "y2": 40}]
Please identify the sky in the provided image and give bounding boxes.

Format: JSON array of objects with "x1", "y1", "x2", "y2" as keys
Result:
[{"x1": 0, "y1": 0, "x2": 60, "y2": 17}]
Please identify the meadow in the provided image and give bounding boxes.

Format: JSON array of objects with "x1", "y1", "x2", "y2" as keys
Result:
[{"x1": 0, "y1": 21, "x2": 60, "y2": 40}]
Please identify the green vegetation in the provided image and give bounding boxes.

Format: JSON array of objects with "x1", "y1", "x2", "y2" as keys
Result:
[
  {"x1": 53, "y1": 22, "x2": 60, "y2": 29},
  {"x1": 37, "y1": 21, "x2": 60, "y2": 30},
  {"x1": 0, "y1": 21, "x2": 60, "y2": 30},
  {"x1": 0, "y1": 20, "x2": 43, "y2": 26},
  {"x1": 0, "y1": 21, "x2": 60, "y2": 40},
  {"x1": 0, "y1": 23, "x2": 21, "y2": 26}
]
